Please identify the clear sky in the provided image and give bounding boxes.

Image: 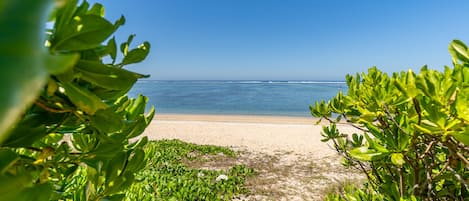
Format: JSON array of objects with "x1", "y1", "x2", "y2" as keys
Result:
[{"x1": 90, "y1": 0, "x2": 469, "y2": 80}]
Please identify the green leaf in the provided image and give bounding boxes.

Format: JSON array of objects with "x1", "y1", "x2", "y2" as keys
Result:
[
  {"x1": 145, "y1": 106, "x2": 156, "y2": 124},
  {"x1": 90, "y1": 108, "x2": 123, "y2": 133},
  {"x1": 127, "y1": 136, "x2": 148, "y2": 150},
  {"x1": 12, "y1": 183, "x2": 52, "y2": 201},
  {"x1": 0, "y1": 0, "x2": 53, "y2": 143},
  {"x1": 107, "y1": 37, "x2": 117, "y2": 63},
  {"x1": 455, "y1": 92, "x2": 469, "y2": 121},
  {"x1": 52, "y1": 14, "x2": 115, "y2": 51},
  {"x1": 0, "y1": 150, "x2": 19, "y2": 174},
  {"x1": 61, "y1": 82, "x2": 107, "y2": 114},
  {"x1": 75, "y1": 60, "x2": 145, "y2": 90},
  {"x1": 114, "y1": 15, "x2": 126, "y2": 28},
  {"x1": 349, "y1": 146, "x2": 385, "y2": 161},
  {"x1": 452, "y1": 131, "x2": 469, "y2": 146},
  {"x1": 126, "y1": 95, "x2": 148, "y2": 120},
  {"x1": 88, "y1": 3, "x2": 104, "y2": 16},
  {"x1": 126, "y1": 148, "x2": 146, "y2": 172},
  {"x1": 105, "y1": 152, "x2": 127, "y2": 182},
  {"x1": 120, "y1": 34, "x2": 135, "y2": 55},
  {"x1": 54, "y1": 0, "x2": 79, "y2": 33},
  {"x1": 74, "y1": 0, "x2": 90, "y2": 17},
  {"x1": 45, "y1": 53, "x2": 79, "y2": 75},
  {"x1": 2, "y1": 114, "x2": 48, "y2": 147},
  {"x1": 125, "y1": 116, "x2": 148, "y2": 138},
  {"x1": 390, "y1": 153, "x2": 405, "y2": 166},
  {"x1": 449, "y1": 40, "x2": 469, "y2": 63},
  {"x1": 122, "y1": 42, "x2": 151, "y2": 65},
  {"x1": 0, "y1": 173, "x2": 52, "y2": 201}
]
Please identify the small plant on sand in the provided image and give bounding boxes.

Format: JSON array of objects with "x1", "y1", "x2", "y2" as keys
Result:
[
  {"x1": 0, "y1": 1, "x2": 153, "y2": 200},
  {"x1": 125, "y1": 139, "x2": 254, "y2": 201},
  {"x1": 311, "y1": 40, "x2": 469, "y2": 200}
]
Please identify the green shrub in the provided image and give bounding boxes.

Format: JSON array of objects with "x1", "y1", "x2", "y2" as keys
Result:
[
  {"x1": 0, "y1": 1, "x2": 153, "y2": 200},
  {"x1": 312, "y1": 40, "x2": 469, "y2": 200},
  {"x1": 125, "y1": 139, "x2": 254, "y2": 201}
]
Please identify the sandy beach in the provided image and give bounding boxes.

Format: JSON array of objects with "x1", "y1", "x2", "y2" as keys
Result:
[
  {"x1": 142, "y1": 114, "x2": 364, "y2": 200},
  {"x1": 143, "y1": 114, "x2": 357, "y2": 157}
]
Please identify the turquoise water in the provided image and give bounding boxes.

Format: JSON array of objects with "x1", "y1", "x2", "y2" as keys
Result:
[{"x1": 128, "y1": 80, "x2": 346, "y2": 117}]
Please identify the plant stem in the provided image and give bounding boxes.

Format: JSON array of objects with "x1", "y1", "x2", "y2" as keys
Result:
[
  {"x1": 34, "y1": 100, "x2": 72, "y2": 113},
  {"x1": 399, "y1": 167, "x2": 404, "y2": 198}
]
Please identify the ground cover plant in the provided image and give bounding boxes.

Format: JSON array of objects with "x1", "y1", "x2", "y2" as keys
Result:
[
  {"x1": 311, "y1": 40, "x2": 469, "y2": 200},
  {"x1": 0, "y1": 1, "x2": 153, "y2": 200},
  {"x1": 125, "y1": 139, "x2": 254, "y2": 201}
]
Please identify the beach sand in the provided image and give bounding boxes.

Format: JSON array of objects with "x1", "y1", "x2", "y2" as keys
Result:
[{"x1": 142, "y1": 114, "x2": 364, "y2": 200}]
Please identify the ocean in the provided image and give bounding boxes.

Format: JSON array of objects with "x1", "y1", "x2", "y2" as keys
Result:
[{"x1": 128, "y1": 80, "x2": 347, "y2": 117}]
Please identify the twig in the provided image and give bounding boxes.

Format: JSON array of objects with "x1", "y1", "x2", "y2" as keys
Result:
[
  {"x1": 412, "y1": 98, "x2": 422, "y2": 125},
  {"x1": 383, "y1": 104, "x2": 411, "y2": 137},
  {"x1": 445, "y1": 140, "x2": 469, "y2": 168},
  {"x1": 419, "y1": 141, "x2": 435, "y2": 159},
  {"x1": 431, "y1": 160, "x2": 449, "y2": 180},
  {"x1": 399, "y1": 168, "x2": 404, "y2": 198},
  {"x1": 34, "y1": 100, "x2": 72, "y2": 113},
  {"x1": 446, "y1": 166, "x2": 469, "y2": 191}
]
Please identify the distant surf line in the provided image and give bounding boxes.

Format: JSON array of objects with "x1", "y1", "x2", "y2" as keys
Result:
[{"x1": 139, "y1": 80, "x2": 347, "y2": 84}]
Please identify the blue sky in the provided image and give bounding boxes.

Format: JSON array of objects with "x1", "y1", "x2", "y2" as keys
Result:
[{"x1": 91, "y1": 0, "x2": 469, "y2": 80}]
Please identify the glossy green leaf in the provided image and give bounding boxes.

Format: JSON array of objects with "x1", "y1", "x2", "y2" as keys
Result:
[
  {"x1": 75, "y1": 60, "x2": 145, "y2": 90},
  {"x1": 54, "y1": 0, "x2": 79, "y2": 33},
  {"x1": 126, "y1": 95, "x2": 148, "y2": 120},
  {"x1": 45, "y1": 53, "x2": 79, "y2": 75},
  {"x1": 90, "y1": 108, "x2": 123, "y2": 133},
  {"x1": 107, "y1": 37, "x2": 117, "y2": 63},
  {"x1": 349, "y1": 146, "x2": 384, "y2": 161},
  {"x1": 114, "y1": 15, "x2": 126, "y2": 28},
  {"x1": 105, "y1": 152, "x2": 127, "y2": 182},
  {"x1": 145, "y1": 106, "x2": 156, "y2": 124},
  {"x1": 455, "y1": 92, "x2": 469, "y2": 121},
  {"x1": 449, "y1": 40, "x2": 469, "y2": 63},
  {"x1": 120, "y1": 34, "x2": 135, "y2": 55},
  {"x1": 88, "y1": 3, "x2": 104, "y2": 16},
  {"x1": 52, "y1": 14, "x2": 115, "y2": 51},
  {"x1": 122, "y1": 42, "x2": 151, "y2": 65},
  {"x1": 125, "y1": 116, "x2": 148, "y2": 138},
  {"x1": 61, "y1": 82, "x2": 107, "y2": 114}
]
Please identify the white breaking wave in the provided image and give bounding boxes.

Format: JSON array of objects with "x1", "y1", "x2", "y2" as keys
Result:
[{"x1": 235, "y1": 80, "x2": 346, "y2": 84}]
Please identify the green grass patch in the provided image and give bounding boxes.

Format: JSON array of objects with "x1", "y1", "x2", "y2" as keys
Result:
[{"x1": 125, "y1": 139, "x2": 254, "y2": 201}]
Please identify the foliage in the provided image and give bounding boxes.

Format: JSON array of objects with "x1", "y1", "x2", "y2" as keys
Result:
[
  {"x1": 325, "y1": 183, "x2": 385, "y2": 201},
  {"x1": 0, "y1": 0, "x2": 153, "y2": 200},
  {"x1": 125, "y1": 139, "x2": 254, "y2": 201},
  {"x1": 311, "y1": 40, "x2": 469, "y2": 200}
]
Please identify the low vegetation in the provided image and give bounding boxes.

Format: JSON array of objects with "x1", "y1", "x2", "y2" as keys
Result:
[
  {"x1": 125, "y1": 139, "x2": 254, "y2": 201},
  {"x1": 312, "y1": 40, "x2": 469, "y2": 200}
]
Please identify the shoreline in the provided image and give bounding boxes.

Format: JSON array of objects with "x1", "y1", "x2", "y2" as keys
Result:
[{"x1": 154, "y1": 113, "x2": 317, "y2": 125}]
